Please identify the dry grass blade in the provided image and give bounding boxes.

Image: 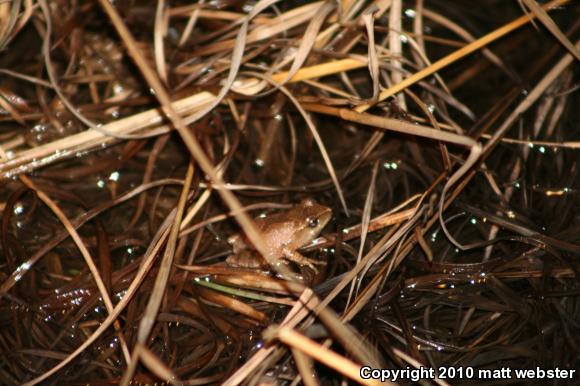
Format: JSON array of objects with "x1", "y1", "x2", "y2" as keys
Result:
[
  {"x1": 22, "y1": 214, "x2": 175, "y2": 386},
  {"x1": 355, "y1": 0, "x2": 571, "y2": 112},
  {"x1": 388, "y1": 0, "x2": 405, "y2": 108},
  {"x1": 318, "y1": 210, "x2": 421, "y2": 316},
  {"x1": 197, "y1": 271, "x2": 305, "y2": 295},
  {"x1": 138, "y1": 345, "x2": 182, "y2": 386},
  {"x1": 0, "y1": 69, "x2": 53, "y2": 88},
  {"x1": 180, "y1": 202, "x2": 290, "y2": 237},
  {"x1": 98, "y1": 0, "x2": 299, "y2": 284},
  {"x1": 347, "y1": 161, "x2": 379, "y2": 307},
  {"x1": 136, "y1": 164, "x2": 192, "y2": 343},
  {"x1": 316, "y1": 302, "x2": 384, "y2": 368},
  {"x1": 222, "y1": 290, "x2": 318, "y2": 386},
  {"x1": 73, "y1": 4, "x2": 335, "y2": 385},
  {"x1": 0, "y1": 179, "x2": 183, "y2": 294},
  {"x1": 291, "y1": 347, "x2": 317, "y2": 386},
  {"x1": 483, "y1": 39, "x2": 580, "y2": 155},
  {"x1": 0, "y1": 92, "x2": 215, "y2": 178},
  {"x1": 17, "y1": 175, "x2": 132, "y2": 364},
  {"x1": 192, "y1": 1, "x2": 323, "y2": 56},
  {"x1": 37, "y1": 0, "x2": 138, "y2": 141},
  {"x1": 118, "y1": 164, "x2": 193, "y2": 384},
  {"x1": 196, "y1": 286, "x2": 269, "y2": 322},
  {"x1": 421, "y1": 8, "x2": 518, "y2": 83},
  {"x1": 154, "y1": 0, "x2": 168, "y2": 83},
  {"x1": 273, "y1": 1, "x2": 336, "y2": 87},
  {"x1": 238, "y1": 71, "x2": 349, "y2": 213},
  {"x1": 333, "y1": 206, "x2": 416, "y2": 243},
  {"x1": 194, "y1": 276, "x2": 296, "y2": 306},
  {"x1": 0, "y1": 0, "x2": 21, "y2": 49},
  {"x1": 275, "y1": 81, "x2": 349, "y2": 213},
  {"x1": 521, "y1": 0, "x2": 580, "y2": 61},
  {"x1": 0, "y1": 0, "x2": 568, "y2": 180},
  {"x1": 343, "y1": 219, "x2": 424, "y2": 322},
  {"x1": 362, "y1": 6, "x2": 381, "y2": 101},
  {"x1": 176, "y1": 0, "x2": 203, "y2": 47},
  {"x1": 272, "y1": 57, "x2": 367, "y2": 83},
  {"x1": 480, "y1": 134, "x2": 580, "y2": 149},
  {"x1": 0, "y1": 55, "x2": 354, "y2": 177},
  {"x1": 303, "y1": 104, "x2": 481, "y2": 248},
  {"x1": 265, "y1": 326, "x2": 387, "y2": 386}
]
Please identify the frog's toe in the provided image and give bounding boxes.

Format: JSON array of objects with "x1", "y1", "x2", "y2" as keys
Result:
[
  {"x1": 305, "y1": 262, "x2": 319, "y2": 274},
  {"x1": 303, "y1": 258, "x2": 326, "y2": 273}
]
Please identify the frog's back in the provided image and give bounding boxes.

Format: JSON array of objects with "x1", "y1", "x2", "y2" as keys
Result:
[{"x1": 259, "y1": 218, "x2": 299, "y2": 254}]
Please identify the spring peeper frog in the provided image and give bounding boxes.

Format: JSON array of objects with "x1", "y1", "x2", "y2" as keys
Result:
[{"x1": 226, "y1": 199, "x2": 332, "y2": 272}]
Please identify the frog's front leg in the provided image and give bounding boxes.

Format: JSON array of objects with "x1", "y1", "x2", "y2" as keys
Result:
[{"x1": 282, "y1": 247, "x2": 324, "y2": 273}]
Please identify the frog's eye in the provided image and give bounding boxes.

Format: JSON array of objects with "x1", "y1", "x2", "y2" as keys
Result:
[{"x1": 307, "y1": 217, "x2": 320, "y2": 228}]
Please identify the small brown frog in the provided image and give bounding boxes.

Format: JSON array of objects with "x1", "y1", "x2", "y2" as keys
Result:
[{"x1": 226, "y1": 199, "x2": 332, "y2": 272}]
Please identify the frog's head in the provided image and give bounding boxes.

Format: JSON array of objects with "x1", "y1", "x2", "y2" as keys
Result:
[{"x1": 292, "y1": 198, "x2": 332, "y2": 245}]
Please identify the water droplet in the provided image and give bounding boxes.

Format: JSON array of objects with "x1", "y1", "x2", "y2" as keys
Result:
[
  {"x1": 13, "y1": 202, "x2": 24, "y2": 215},
  {"x1": 113, "y1": 83, "x2": 125, "y2": 94},
  {"x1": 109, "y1": 171, "x2": 120, "y2": 181},
  {"x1": 13, "y1": 261, "x2": 32, "y2": 282}
]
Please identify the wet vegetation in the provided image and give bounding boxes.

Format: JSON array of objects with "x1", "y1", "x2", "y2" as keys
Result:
[{"x1": 0, "y1": 0, "x2": 579, "y2": 384}]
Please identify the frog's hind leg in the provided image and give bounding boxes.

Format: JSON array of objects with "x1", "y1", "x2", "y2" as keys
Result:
[
  {"x1": 226, "y1": 251, "x2": 266, "y2": 269},
  {"x1": 282, "y1": 248, "x2": 324, "y2": 273}
]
